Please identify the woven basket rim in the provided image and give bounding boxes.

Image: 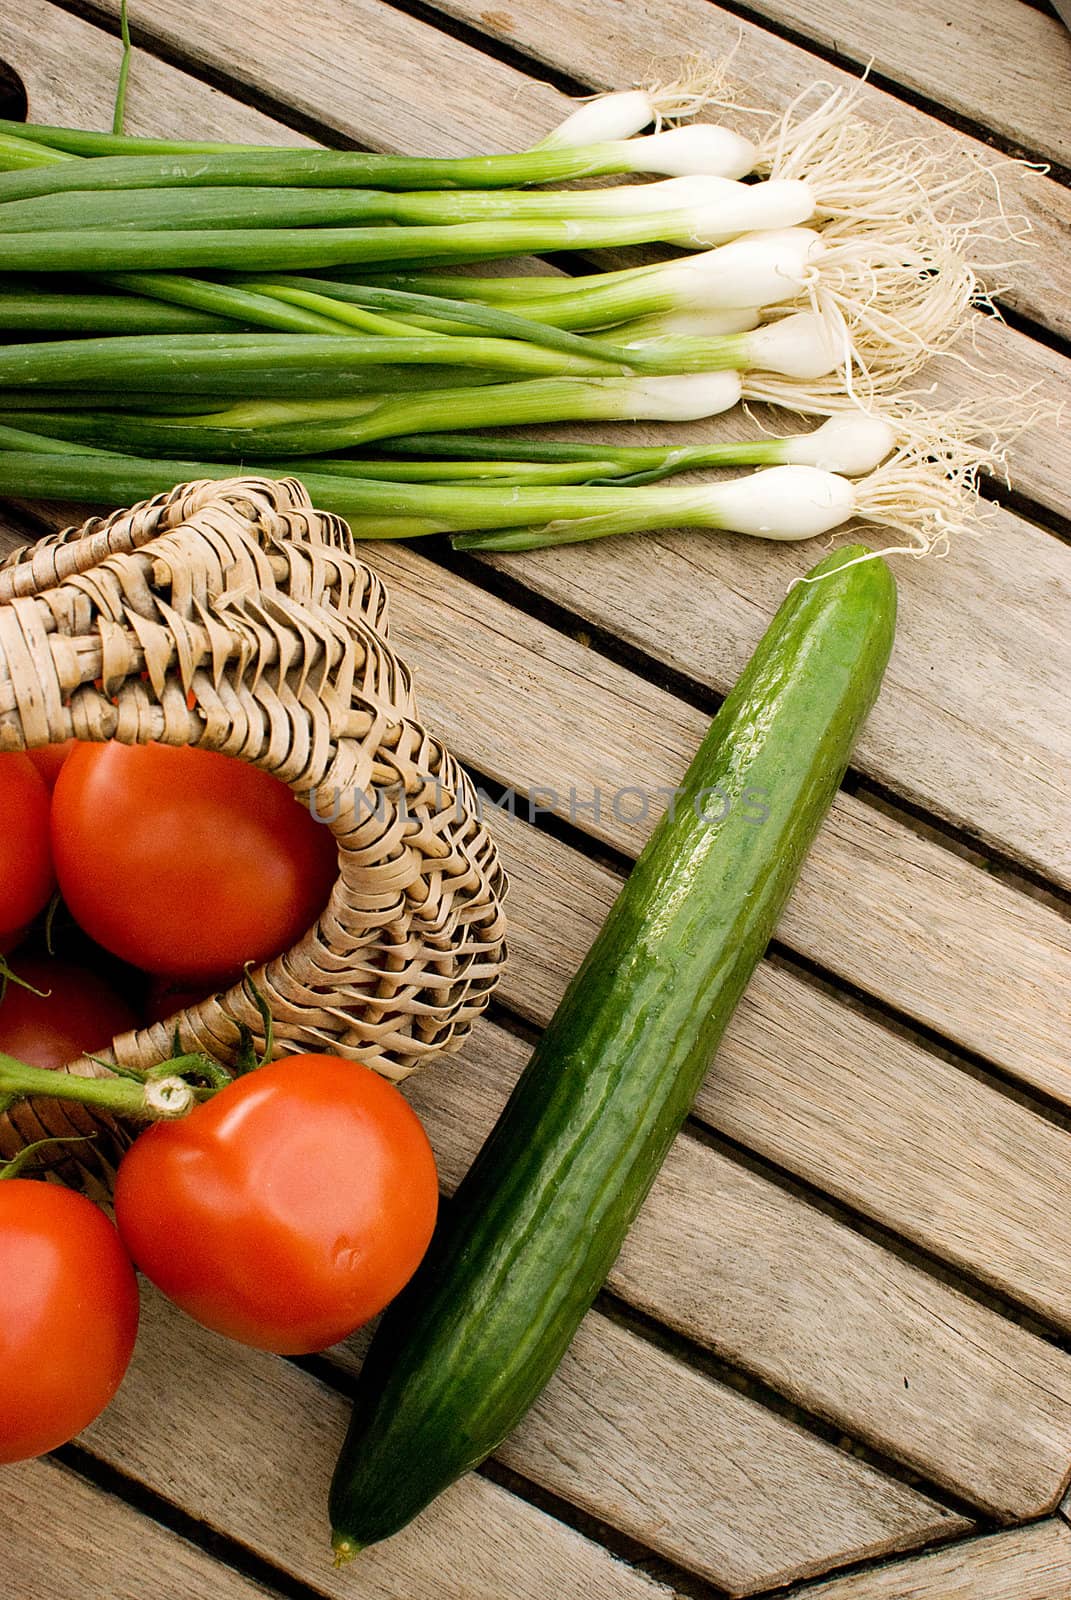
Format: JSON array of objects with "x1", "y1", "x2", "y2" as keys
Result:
[{"x1": 0, "y1": 475, "x2": 508, "y2": 1177}]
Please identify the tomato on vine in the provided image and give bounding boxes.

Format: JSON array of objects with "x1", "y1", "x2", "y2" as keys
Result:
[
  {"x1": 26, "y1": 740, "x2": 78, "y2": 791},
  {"x1": 51, "y1": 742, "x2": 338, "y2": 982},
  {"x1": 144, "y1": 977, "x2": 214, "y2": 1027},
  {"x1": 0, "y1": 1168, "x2": 139, "y2": 1463},
  {"x1": 0, "y1": 754, "x2": 54, "y2": 943},
  {"x1": 0, "y1": 959, "x2": 139, "y2": 1070},
  {"x1": 114, "y1": 1055, "x2": 440, "y2": 1354}
]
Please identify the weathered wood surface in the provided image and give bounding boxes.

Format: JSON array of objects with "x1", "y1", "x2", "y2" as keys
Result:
[
  {"x1": 439, "y1": 0, "x2": 1071, "y2": 172},
  {"x1": 6, "y1": 3, "x2": 1070, "y2": 892},
  {"x1": 698, "y1": 0, "x2": 1071, "y2": 169},
  {"x1": 369, "y1": 542, "x2": 1071, "y2": 1099},
  {"x1": 1, "y1": 1457, "x2": 282, "y2": 1600},
  {"x1": 782, "y1": 1521, "x2": 1071, "y2": 1599},
  {"x1": 1, "y1": 0, "x2": 1070, "y2": 1596},
  {"x1": 8, "y1": 498, "x2": 1068, "y2": 1100},
  {"x1": 75, "y1": 1285, "x2": 963, "y2": 1599},
  {"x1": 493, "y1": 812, "x2": 1071, "y2": 1331},
  {"x1": 472, "y1": 490, "x2": 1071, "y2": 887}
]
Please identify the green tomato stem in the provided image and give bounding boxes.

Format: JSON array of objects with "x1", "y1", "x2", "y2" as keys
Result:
[
  {"x1": 0, "y1": 1134, "x2": 95, "y2": 1180},
  {"x1": 0, "y1": 1051, "x2": 223, "y2": 1121}
]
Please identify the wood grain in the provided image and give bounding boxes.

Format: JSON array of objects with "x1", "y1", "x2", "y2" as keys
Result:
[
  {"x1": 7, "y1": 493, "x2": 1071, "y2": 1254},
  {"x1": 1, "y1": 1457, "x2": 285, "y2": 1600},
  {"x1": 69, "y1": 1284, "x2": 964, "y2": 1597},
  {"x1": 0, "y1": 8, "x2": 1069, "y2": 1590},
  {"x1": 405, "y1": 1016, "x2": 1071, "y2": 1518},
  {"x1": 472, "y1": 493, "x2": 1071, "y2": 889},
  {"x1": 5, "y1": 4, "x2": 1071, "y2": 891},
  {"x1": 711, "y1": 0, "x2": 1071, "y2": 169},
  {"x1": 780, "y1": 1520, "x2": 1071, "y2": 1599},
  {"x1": 7, "y1": 0, "x2": 314, "y2": 147},
  {"x1": 368, "y1": 542, "x2": 1071, "y2": 1100},
  {"x1": 8, "y1": 499, "x2": 1066, "y2": 1096}
]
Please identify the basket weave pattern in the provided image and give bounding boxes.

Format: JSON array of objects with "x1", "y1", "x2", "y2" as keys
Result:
[{"x1": 0, "y1": 475, "x2": 507, "y2": 1165}]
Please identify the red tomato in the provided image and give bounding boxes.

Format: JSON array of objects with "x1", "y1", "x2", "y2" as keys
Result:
[
  {"x1": 0, "y1": 958, "x2": 139, "y2": 1070},
  {"x1": 144, "y1": 977, "x2": 213, "y2": 1027},
  {"x1": 0, "y1": 1179, "x2": 139, "y2": 1462},
  {"x1": 26, "y1": 740, "x2": 78, "y2": 791},
  {"x1": 114, "y1": 1055, "x2": 439, "y2": 1354},
  {"x1": 0, "y1": 754, "x2": 54, "y2": 941},
  {"x1": 51, "y1": 742, "x2": 338, "y2": 982}
]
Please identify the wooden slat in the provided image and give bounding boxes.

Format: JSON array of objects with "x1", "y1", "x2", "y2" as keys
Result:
[
  {"x1": 52, "y1": 0, "x2": 565, "y2": 152},
  {"x1": 15, "y1": 0, "x2": 314, "y2": 146},
  {"x1": 7, "y1": 6, "x2": 1071, "y2": 892},
  {"x1": 9, "y1": 493, "x2": 1070, "y2": 1323},
  {"x1": 55, "y1": 0, "x2": 1071, "y2": 344},
  {"x1": 742, "y1": 0, "x2": 1071, "y2": 170},
  {"x1": 406, "y1": 1016, "x2": 1071, "y2": 1518},
  {"x1": 491, "y1": 805, "x2": 1071, "y2": 1332},
  {"x1": 780, "y1": 1520, "x2": 1071, "y2": 1599},
  {"x1": 442, "y1": 0, "x2": 1071, "y2": 171},
  {"x1": 367, "y1": 542, "x2": 1071, "y2": 1100},
  {"x1": 471, "y1": 500, "x2": 1071, "y2": 889},
  {"x1": 74, "y1": 1284, "x2": 963, "y2": 1597},
  {"x1": 6, "y1": 500, "x2": 1066, "y2": 1097},
  {"x1": 1, "y1": 1457, "x2": 281, "y2": 1600}
]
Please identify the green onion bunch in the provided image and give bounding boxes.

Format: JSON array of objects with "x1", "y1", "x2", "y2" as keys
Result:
[{"x1": 0, "y1": 72, "x2": 1015, "y2": 556}]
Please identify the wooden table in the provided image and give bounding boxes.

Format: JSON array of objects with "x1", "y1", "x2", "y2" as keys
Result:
[{"x1": 1, "y1": 2, "x2": 1070, "y2": 1596}]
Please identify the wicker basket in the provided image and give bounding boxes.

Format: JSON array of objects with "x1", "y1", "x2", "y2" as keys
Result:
[{"x1": 0, "y1": 475, "x2": 507, "y2": 1173}]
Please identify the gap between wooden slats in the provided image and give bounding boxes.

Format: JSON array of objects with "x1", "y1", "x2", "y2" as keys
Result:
[
  {"x1": 778, "y1": 1518, "x2": 1071, "y2": 1599},
  {"x1": 67, "y1": 1283, "x2": 966, "y2": 1597}
]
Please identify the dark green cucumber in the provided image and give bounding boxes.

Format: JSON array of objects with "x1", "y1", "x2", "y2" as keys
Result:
[{"x1": 329, "y1": 544, "x2": 896, "y2": 1555}]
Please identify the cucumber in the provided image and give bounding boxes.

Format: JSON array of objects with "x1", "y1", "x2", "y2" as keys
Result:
[{"x1": 329, "y1": 543, "x2": 896, "y2": 1555}]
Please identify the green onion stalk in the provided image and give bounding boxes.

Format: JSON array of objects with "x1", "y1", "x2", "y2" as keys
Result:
[
  {"x1": 240, "y1": 271, "x2": 760, "y2": 332},
  {"x1": 0, "y1": 372, "x2": 754, "y2": 455},
  {"x1": 0, "y1": 447, "x2": 859, "y2": 542},
  {"x1": 334, "y1": 230, "x2": 826, "y2": 329},
  {"x1": 0, "y1": 76, "x2": 748, "y2": 163},
  {"x1": 0, "y1": 133, "x2": 75, "y2": 172},
  {"x1": 0, "y1": 331, "x2": 635, "y2": 386},
  {"x1": 0, "y1": 414, "x2": 975, "y2": 557},
  {"x1": 0, "y1": 274, "x2": 655, "y2": 357},
  {"x1": 0, "y1": 175, "x2": 814, "y2": 241},
  {"x1": 0, "y1": 412, "x2": 895, "y2": 487},
  {"x1": 92, "y1": 275, "x2": 645, "y2": 361},
  {"x1": 0, "y1": 287, "x2": 246, "y2": 334},
  {"x1": 0, "y1": 101, "x2": 760, "y2": 197},
  {"x1": 0, "y1": 411, "x2": 904, "y2": 541},
  {"x1": 0, "y1": 308, "x2": 843, "y2": 395},
  {"x1": 0, "y1": 194, "x2": 815, "y2": 274},
  {"x1": 282, "y1": 413, "x2": 895, "y2": 486}
]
